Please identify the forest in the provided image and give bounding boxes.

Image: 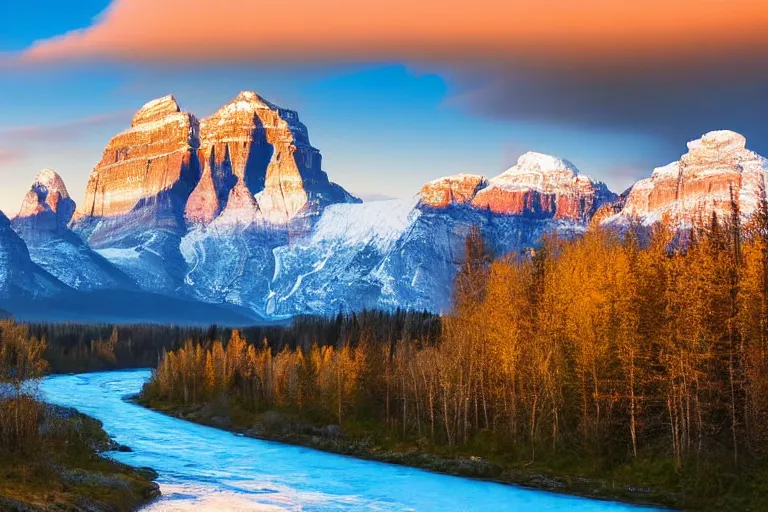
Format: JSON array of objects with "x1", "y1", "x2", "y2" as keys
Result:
[{"x1": 139, "y1": 206, "x2": 768, "y2": 509}]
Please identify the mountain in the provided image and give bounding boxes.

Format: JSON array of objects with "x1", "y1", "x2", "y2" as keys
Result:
[
  {"x1": 8, "y1": 89, "x2": 767, "y2": 323},
  {"x1": 177, "y1": 91, "x2": 362, "y2": 312},
  {"x1": 382, "y1": 155, "x2": 616, "y2": 313},
  {"x1": 11, "y1": 169, "x2": 136, "y2": 291},
  {"x1": 70, "y1": 95, "x2": 201, "y2": 293},
  {"x1": 421, "y1": 153, "x2": 615, "y2": 220},
  {"x1": 470, "y1": 153, "x2": 616, "y2": 220},
  {"x1": 71, "y1": 92, "x2": 360, "y2": 296},
  {"x1": 0, "y1": 92, "x2": 617, "y2": 319},
  {"x1": 605, "y1": 130, "x2": 768, "y2": 227},
  {"x1": 0, "y1": 209, "x2": 68, "y2": 299},
  {"x1": 227, "y1": 154, "x2": 615, "y2": 317},
  {"x1": 186, "y1": 91, "x2": 358, "y2": 228}
]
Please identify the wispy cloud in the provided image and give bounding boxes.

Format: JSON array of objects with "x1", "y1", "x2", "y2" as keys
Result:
[
  {"x1": 0, "y1": 110, "x2": 131, "y2": 144},
  {"x1": 0, "y1": 149, "x2": 22, "y2": 166}
]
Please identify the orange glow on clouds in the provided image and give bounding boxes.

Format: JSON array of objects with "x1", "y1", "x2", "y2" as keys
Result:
[{"x1": 20, "y1": 0, "x2": 768, "y2": 65}]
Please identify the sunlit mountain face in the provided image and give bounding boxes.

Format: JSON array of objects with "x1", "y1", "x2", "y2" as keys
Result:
[
  {"x1": 2, "y1": 0, "x2": 768, "y2": 323},
  {"x1": 2, "y1": 89, "x2": 766, "y2": 323}
]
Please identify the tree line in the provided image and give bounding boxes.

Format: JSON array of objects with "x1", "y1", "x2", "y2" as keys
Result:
[{"x1": 31, "y1": 312, "x2": 439, "y2": 374}]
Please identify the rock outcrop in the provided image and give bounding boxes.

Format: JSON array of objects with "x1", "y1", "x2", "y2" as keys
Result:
[
  {"x1": 418, "y1": 152, "x2": 616, "y2": 221},
  {"x1": 469, "y1": 152, "x2": 615, "y2": 220},
  {"x1": 186, "y1": 91, "x2": 359, "y2": 228},
  {"x1": 11, "y1": 170, "x2": 136, "y2": 291},
  {"x1": 419, "y1": 174, "x2": 487, "y2": 208},
  {"x1": 606, "y1": 130, "x2": 768, "y2": 227},
  {"x1": 73, "y1": 94, "x2": 200, "y2": 241}
]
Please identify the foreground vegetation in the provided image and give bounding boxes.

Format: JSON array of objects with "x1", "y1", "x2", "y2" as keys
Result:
[
  {"x1": 0, "y1": 320, "x2": 159, "y2": 511},
  {"x1": 138, "y1": 206, "x2": 768, "y2": 511}
]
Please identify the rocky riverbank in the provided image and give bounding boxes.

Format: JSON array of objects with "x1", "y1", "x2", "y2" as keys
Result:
[{"x1": 0, "y1": 404, "x2": 159, "y2": 511}]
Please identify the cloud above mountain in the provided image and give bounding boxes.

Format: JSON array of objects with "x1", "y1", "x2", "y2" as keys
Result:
[
  {"x1": 0, "y1": 111, "x2": 132, "y2": 143},
  {"x1": 20, "y1": 0, "x2": 768, "y2": 65},
  {"x1": 12, "y1": 0, "x2": 768, "y2": 150}
]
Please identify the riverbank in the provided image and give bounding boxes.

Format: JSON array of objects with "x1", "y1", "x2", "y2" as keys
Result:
[
  {"x1": 0, "y1": 404, "x2": 159, "y2": 512},
  {"x1": 135, "y1": 396, "x2": 686, "y2": 510}
]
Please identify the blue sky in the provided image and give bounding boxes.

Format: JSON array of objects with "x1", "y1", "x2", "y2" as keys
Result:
[{"x1": 1, "y1": 0, "x2": 760, "y2": 216}]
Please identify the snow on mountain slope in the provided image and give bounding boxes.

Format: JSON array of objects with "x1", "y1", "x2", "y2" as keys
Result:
[
  {"x1": 0, "y1": 210, "x2": 68, "y2": 299},
  {"x1": 309, "y1": 199, "x2": 417, "y2": 252},
  {"x1": 182, "y1": 189, "x2": 591, "y2": 319},
  {"x1": 469, "y1": 152, "x2": 616, "y2": 220},
  {"x1": 266, "y1": 199, "x2": 419, "y2": 317},
  {"x1": 376, "y1": 205, "x2": 588, "y2": 314},
  {"x1": 11, "y1": 170, "x2": 136, "y2": 291}
]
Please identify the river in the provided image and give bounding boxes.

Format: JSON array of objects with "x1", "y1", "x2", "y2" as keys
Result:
[{"x1": 40, "y1": 370, "x2": 662, "y2": 511}]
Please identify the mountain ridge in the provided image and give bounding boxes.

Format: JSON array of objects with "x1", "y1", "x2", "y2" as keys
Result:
[{"x1": 3, "y1": 91, "x2": 766, "y2": 322}]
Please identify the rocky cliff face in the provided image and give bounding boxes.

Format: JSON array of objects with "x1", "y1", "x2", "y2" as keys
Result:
[
  {"x1": 418, "y1": 152, "x2": 616, "y2": 220},
  {"x1": 69, "y1": 95, "x2": 201, "y2": 293},
  {"x1": 73, "y1": 95, "x2": 200, "y2": 238},
  {"x1": 419, "y1": 174, "x2": 487, "y2": 208},
  {"x1": 185, "y1": 91, "x2": 359, "y2": 228},
  {"x1": 468, "y1": 152, "x2": 615, "y2": 220},
  {"x1": 607, "y1": 131, "x2": 768, "y2": 227}
]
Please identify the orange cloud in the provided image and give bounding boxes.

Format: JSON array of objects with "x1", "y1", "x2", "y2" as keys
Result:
[
  {"x1": 20, "y1": 0, "x2": 768, "y2": 66},
  {"x1": 0, "y1": 149, "x2": 22, "y2": 166}
]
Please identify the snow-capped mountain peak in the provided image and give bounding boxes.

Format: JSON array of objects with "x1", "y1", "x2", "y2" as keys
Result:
[
  {"x1": 131, "y1": 94, "x2": 182, "y2": 126},
  {"x1": 16, "y1": 168, "x2": 74, "y2": 223},
  {"x1": 607, "y1": 130, "x2": 768, "y2": 227}
]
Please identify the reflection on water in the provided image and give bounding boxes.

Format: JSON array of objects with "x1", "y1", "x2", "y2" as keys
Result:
[{"x1": 41, "y1": 370, "x2": 661, "y2": 511}]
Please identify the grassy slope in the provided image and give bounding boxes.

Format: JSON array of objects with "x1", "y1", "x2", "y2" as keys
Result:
[
  {"x1": 137, "y1": 396, "x2": 768, "y2": 511},
  {"x1": 0, "y1": 406, "x2": 159, "y2": 512}
]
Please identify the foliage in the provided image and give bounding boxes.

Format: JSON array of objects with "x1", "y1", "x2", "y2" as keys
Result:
[{"x1": 0, "y1": 320, "x2": 48, "y2": 452}]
